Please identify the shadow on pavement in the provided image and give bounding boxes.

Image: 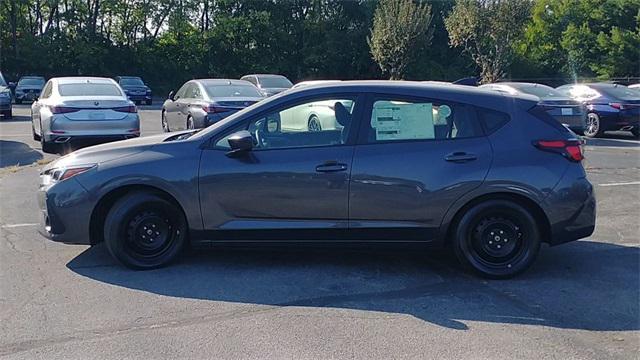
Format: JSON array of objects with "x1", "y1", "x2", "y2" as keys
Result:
[
  {"x1": 586, "y1": 137, "x2": 640, "y2": 148},
  {"x1": 68, "y1": 240, "x2": 639, "y2": 331},
  {"x1": 0, "y1": 140, "x2": 42, "y2": 167},
  {"x1": 0, "y1": 113, "x2": 31, "y2": 122}
]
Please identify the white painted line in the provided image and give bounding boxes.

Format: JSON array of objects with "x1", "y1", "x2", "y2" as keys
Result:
[
  {"x1": 1, "y1": 223, "x2": 38, "y2": 228},
  {"x1": 598, "y1": 181, "x2": 640, "y2": 187}
]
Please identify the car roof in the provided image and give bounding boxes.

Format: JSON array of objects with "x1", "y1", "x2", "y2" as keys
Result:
[
  {"x1": 283, "y1": 80, "x2": 538, "y2": 112},
  {"x1": 244, "y1": 74, "x2": 288, "y2": 78},
  {"x1": 195, "y1": 79, "x2": 254, "y2": 86},
  {"x1": 52, "y1": 77, "x2": 117, "y2": 84},
  {"x1": 493, "y1": 82, "x2": 553, "y2": 88},
  {"x1": 117, "y1": 76, "x2": 142, "y2": 79},
  {"x1": 19, "y1": 75, "x2": 45, "y2": 79}
]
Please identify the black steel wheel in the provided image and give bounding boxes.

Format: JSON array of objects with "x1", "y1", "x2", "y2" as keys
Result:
[
  {"x1": 452, "y1": 199, "x2": 541, "y2": 278},
  {"x1": 104, "y1": 191, "x2": 187, "y2": 269}
]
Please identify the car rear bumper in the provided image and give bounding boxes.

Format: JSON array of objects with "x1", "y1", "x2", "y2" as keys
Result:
[
  {"x1": 37, "y1": 176, "x2": 94, "y2": 245},
  {"x1": 126, "y1": 94, "x2": 152, "y2": 101}
]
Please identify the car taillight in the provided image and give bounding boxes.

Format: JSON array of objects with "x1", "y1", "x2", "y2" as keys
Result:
[
  {"x1": 533, "y1": 139, "x2": 584, "y2": 162},
  {"x1": 50, "y1": 106, "x2": 79, "y2": 114},
  {"x1": 202, "y1": 104, "x2": 231, "y2": 113},
  {"x1": 609, "y1": 102, "x2": 624, "y2": 110},
  {"x1": 113, "y1": 105, "x2": 137, "y2": 113}
]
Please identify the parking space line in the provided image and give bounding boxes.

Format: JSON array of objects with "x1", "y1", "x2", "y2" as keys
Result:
[
  {"x1": 598, "y1": 181, "x2": 640, "y2": 187},
  {"x1": 1, "y1": 223, "x2": 38, "y2": 228}
]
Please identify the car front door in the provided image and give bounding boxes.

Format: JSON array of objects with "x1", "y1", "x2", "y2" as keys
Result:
[
  {"x1": 197, "y1": 94, "x2": 363, "y2": 240},
  {"x1": 348, "y1": 94, "x2": 493, "y2": 241}
]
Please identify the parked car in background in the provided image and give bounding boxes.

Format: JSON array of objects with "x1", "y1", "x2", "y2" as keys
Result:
[
  {"x1": 556, "y1": 83, "x2": 640, "y2": 138},
  {"x1": 240, "y1": 74, "x2": 292, "y2": 96},
  {"x1": 0, "y1": 71, "x2": 12, "y2": 118},
  {"x1": 280, "y1": 98, "x2": 353, "y2": 132},
  {"x1": 14, "y1": 76, "x2": 46, "y2": 104},
  {"x1": 31, "y1": 77, "x2": 139, "y2": 153},
  {"x1": 480, "y1": 82, "x2": 586, "y2": 134},
  {"x1": 162, "y1": 79, "x2": 263, "y2": 132},
  {"x1": 115, "y1": 76, "x2": 152, "y2": 105},
  {"x1": 291, "y1": 80, "x2": 342, "y2": 89},
  {"x1": 38, "y1": 81, "x2": 595, "y2": 279},
  {"x1": 628, "y1": 84, "x2": 640, "y2": 90}
]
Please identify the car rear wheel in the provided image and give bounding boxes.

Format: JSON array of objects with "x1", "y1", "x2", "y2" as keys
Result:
[
  {"x1": 584, "y1": 113, "x2": 603, "y2": 138},
  {"x1": 104, "y1": 191, "x2": 187, "y2": 269},
  {"x1": 32, "y1": 122, "x2": 40, "y2": 141},
  {"x1": 40, "y1": 123, "x2": 56, "y2": 153},
  {"x1": 631, "y1": 127, "x2": 639, "y2": 138},
  {"x1": 186, "y1": 116, "x2": 195, "y2": 130},
  {"x1": 2, "y1": 110, "x2": 12, "y2": 119},
  {"x1": 308, "y1": 115, "x2": 322, "y2": 132},
  {"x1": 452, "y1": 200, "x2": 541, "y2": 279}
]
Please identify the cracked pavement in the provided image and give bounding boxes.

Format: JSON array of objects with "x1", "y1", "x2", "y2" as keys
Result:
[{"x1": 1, "y1": 105, "x2": 639, "y2": 359}]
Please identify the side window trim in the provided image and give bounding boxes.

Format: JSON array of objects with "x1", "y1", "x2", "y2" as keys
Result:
[
  {"x1": 207, "y1": 93, "x2": 366, "y2": 150},
  {"x1": 356, "y1": 93, "x2": 484, "y2": 145}
]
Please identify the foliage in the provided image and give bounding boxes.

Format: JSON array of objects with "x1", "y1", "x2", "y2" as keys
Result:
[
  {"x1": 368, "y1": 0, "x2": 433, "y2": 80},
  {"x1": 445, "y1": 0, "x2": 533, "y2": 84},
  {"x1": 518, "y1": 0, "x2": 640, "y2": 80}
]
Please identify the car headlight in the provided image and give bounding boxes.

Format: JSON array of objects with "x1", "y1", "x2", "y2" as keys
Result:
[
  {"x1": 43, "y1": 164, "x2": 96, "y2": 183},
  {"x1": 0, "y1": 91, "x2": 10, "y2": 98}
]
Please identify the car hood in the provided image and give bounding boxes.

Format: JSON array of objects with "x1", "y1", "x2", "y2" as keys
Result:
[{"x1": 43, "y1": 131, "x2": 193, "y2": 171}]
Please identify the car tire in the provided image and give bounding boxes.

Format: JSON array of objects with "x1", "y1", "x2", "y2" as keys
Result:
[
  {"x1": 146, "y1": 99, "x2": 152, "y2": 106},
  {"x1": 631, "y1": 127, "x2": 639, "y2": 138},
  {"x1": 3, "y1": 110, "x2": 12, "y2": 119},
  {"x1": 186, "y1": 116, "x2": 195, "y2": 130},
  {"x1": 308, "y1": 115, "x2": 322, "y2": 132},
  {"x1": 161, "y1": 111, "x2": 170, "y2": 132},
  {"x1": 32, "y1": 122, "x2": 40, "y2": 141},
  {"x1": 451, "y1": 199, "x2": 541, "y2": 279},
  {"x1": 583, "y1": 113, "x2": 603, "y2": 138},
  {"x1": 40, "y1": 127, "x2": 56, "y2": 154},
  {"x1": 104, "y1": 191, "x2": 187, "y2": 270}
]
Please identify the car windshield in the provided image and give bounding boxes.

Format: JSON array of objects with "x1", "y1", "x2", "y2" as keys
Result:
[
  {"x1": 120, "y1": 78, "x2": 144, "y2": 86},
  {"x1": 18, "y1": 78, "x2": 45, "y2": 86},
  {"x1": 259, "y1": 77, "x2": 292, "y2": 88},
  {"x1": 594, "y1": 85, "x2": 639, "y2": 101},
  {"x1": 204, "y1": 84, "x2": 262, "y2": 98},
  {"x1": 59, "y1": 83, "x2": 123, "y2": 96},
  {"x1": 515, "y1": 84, "x2": 563, "y2": 98}
]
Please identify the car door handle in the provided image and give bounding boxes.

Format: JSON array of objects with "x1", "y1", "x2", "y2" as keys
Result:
[
  {"x1": 444, "y1": 152, "x2": 477, "y2": 163},
  {"x1": 316, "y1": 161, "x2": 348, "y2": 173}
]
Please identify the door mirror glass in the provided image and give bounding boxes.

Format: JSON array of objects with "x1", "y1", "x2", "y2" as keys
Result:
[{"x1": 227, "y1": 130, "x2": 253, "y2": 155}]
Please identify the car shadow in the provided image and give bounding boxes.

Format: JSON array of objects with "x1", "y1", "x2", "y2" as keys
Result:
[
  {"x1": 1, "y1": 113, "x2": 31, "y2": 122},
  {"x1": 67, "y1": 240, "x2": 639, "y2": 331},
  {"x1": 0, "y1": 140, "x2": 42, "y2": 167},
  {"x1": 585, "y1": 137, "x2": 640, "y2": 148}
]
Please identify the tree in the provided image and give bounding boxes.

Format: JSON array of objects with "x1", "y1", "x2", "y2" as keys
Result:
[
  {"x1": 368, "y1": 0, "x2": 433, "y2": 80},
  {"x1": 519, "y1": 0, "x2": 640, "y2": 80},
  {"x1": 445, "y1": 0, "x2": 532, "y2": 83}
]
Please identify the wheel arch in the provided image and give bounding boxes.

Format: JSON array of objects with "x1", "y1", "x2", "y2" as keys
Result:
[
  {"x1": 89, "y1": 184, "x2": 188, "y2": 245},
  {"x1": 442, "y1": 192, "x2": 551, "y2": 246}
]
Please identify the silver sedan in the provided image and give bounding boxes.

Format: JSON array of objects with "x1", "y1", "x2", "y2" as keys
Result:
[{"x1": 31, "y1": 77, "x2": 140, "y2": 153}]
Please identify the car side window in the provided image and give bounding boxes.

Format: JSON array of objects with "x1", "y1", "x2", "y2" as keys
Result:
[
  {"x1": 363, "y1": 98, "x2": 481, "y2": 143},
  {"x1": 188, "y1": 84, "x2": 202, "y2": 99},
  {"x1": 215, "y1": 97, "x2": 356, "y2": 150},
  {"x1": 40, "y1": 82, "x2": 53, "y2": 99},
  {"x1": 244, "y1": 76, "x2": 257, "y2": 86},
  {"x1": 175, "y1": 84, "x2": 189, "y2": 100}
]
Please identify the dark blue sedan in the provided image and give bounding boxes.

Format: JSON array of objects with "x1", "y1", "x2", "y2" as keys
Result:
[{"x1": 556, "y1": 83, "x2": 640, "y2": 138}]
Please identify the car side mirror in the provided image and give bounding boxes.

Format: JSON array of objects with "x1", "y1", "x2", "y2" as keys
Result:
[
  {"x1": 226, "y1": 130, "x2": 253, "y2": 156},
  {"x1": 168, "y1": 91, "x2": 175, "y2": 100}
]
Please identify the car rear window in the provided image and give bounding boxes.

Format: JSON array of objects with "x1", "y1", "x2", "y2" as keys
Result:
[
  {"x1": 205, "y1": 85, "x2": 262, "y2": 98},
  {"x1": 528, "y1": 105, "x2": 571, "y2": 134},
  {"x1": 595, "y1": 85, "x2": 639, "y2": 101},
  {"x1": 59, "y1": 83, "x2": 122, "y2": 96},
  {"x1": 477, "y1": 108, "x2": 510, "y2": 134}
]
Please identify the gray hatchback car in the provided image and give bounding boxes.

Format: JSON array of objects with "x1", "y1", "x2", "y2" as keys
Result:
[{"x1": 38, "y1": 81, "x2": 595, "y2": 278}]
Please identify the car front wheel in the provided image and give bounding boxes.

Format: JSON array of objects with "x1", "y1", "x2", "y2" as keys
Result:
[
  {"x1": 104, "y1": 191, "x2": 187, "y2": 269},
  {"x1": 452, "y1": 199, "x2": 541, "y2": 279}
]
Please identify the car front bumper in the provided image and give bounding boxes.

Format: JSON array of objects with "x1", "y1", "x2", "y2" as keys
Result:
[
  {"x1": 0, "y1": 97, "x2": 11, "y2": 110},
  {"x1": 38, "y1": 175, "x2": 95, "y2": 245}
]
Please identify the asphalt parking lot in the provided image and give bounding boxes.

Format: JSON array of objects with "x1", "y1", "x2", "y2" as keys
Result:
[{"x1": 0, "y1": 104, "x2": 638, "y2": 359}]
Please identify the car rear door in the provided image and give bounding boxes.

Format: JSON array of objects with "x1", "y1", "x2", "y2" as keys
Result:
[
  {"x1": 348, "y1": 94, "x2": 493, "y2": 241},
  {"x1": 197, "y1": 94, "x2": 364, "y2": 240}
]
